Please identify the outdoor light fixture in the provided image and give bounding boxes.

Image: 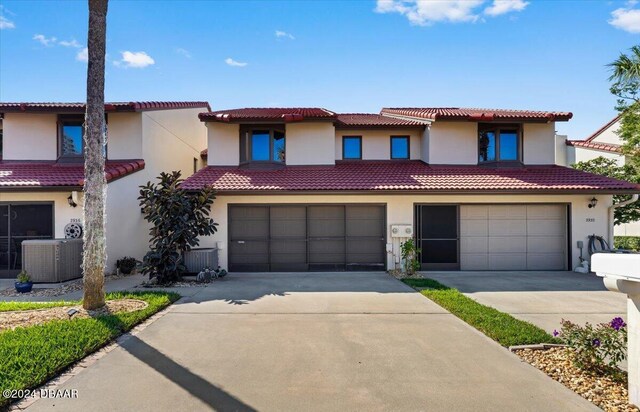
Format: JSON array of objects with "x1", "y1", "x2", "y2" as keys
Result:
[
  {"x1": 67, "y1": 191, "x2": 78, "y2": 208},
  {"x1": 588, "y1": 197, "x2": 598, "y2": 209}
]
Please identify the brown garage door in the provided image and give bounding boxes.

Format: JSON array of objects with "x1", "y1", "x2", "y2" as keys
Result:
[{"x1": 229, "y1": 204, "x2": 386, "y2": 272}]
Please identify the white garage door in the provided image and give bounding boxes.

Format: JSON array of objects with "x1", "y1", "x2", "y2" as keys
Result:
[{"x1": 460, "y1": 204, "x2": 567, "y2": 271}]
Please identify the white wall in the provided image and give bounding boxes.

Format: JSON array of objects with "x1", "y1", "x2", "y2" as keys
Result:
[
  {"x1": 207, "y1": 123, "x2": 240, "y2": 166},
  {"x1": 200, "y1": 193, "x2": 613, "y2": 272},
  {"x1": 572, "y1": 146, "x2": 625, "y2": 166},
  {"x1": 287, "y1": 123, "x2": 335, "y2": 165},
  {"x1": 592, "y1": 119, "x2": 621, "y2": 145},
  {"x1": 106, "y1": 112, "x2": 143, "y2": 159},
  {"x1": 2, "y1": 113, "x2": 57, "y2": 160},
  {"x1": 555, "y1": 134, "x2": 568, "y2": 166},
  {"x1": 523, "y1": 123, "x2": 556, "y2": 164},
  {"x1": 334, "y1": 129, "x2": 421, "y2": 160},
  {"x1": 428, "y1": 122, "x2": 477, "y2": 164}
]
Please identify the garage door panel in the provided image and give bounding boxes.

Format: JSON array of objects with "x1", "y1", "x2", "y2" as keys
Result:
[
  {"x1": 460, "y1": 219, "x2": 488, "y2": 236},
  {"x1": 309, "y1": 239, "x2": 345, "y2": 264},
  {"x1": 460, "y1": 205, "x2": 488, "y2": 220},
  {"x1": 527, "y1": 220, "x2": 565, "y2": 236},
  {"x1": 488, "y1": 236, "x2": 526, "y2": 253},
  {"x1": 488, "y1": 205, "x2": 526, "y2": 220},
  {"x1": 527, "y1": 205, "x2": 565, "y2": 219},
  {"x1": 346, "y1": 205, "x2": 385, "y2": 220},
  {"x1": 527, "y1": 253, "x2": 565, "y2": 270},
  {"x1": 488, "y1": 254, "x2": 526, "y2": 270},
  {"x1": 460, "y1": 254, "x2": 488, "y2": 270},
  {"x1": 346, "y1": 219, "x2": 384, "y2": 237},
  {"x1": 460, "y1": 237, "x2": 487, "y2": 253},
  {"x1": 488, "y1": 220, "x2": 526, "y2": 236},
  {"x1": 229, "y1": 241, "x2": 268, "y2": 264},
  {"x1": 527, "y1": 236, "x2": 565, "y2": 253}
]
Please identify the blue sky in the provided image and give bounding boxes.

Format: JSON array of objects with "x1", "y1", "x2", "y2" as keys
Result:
[{"x1": 1, "y1": 0, "x2": 639, "y2": 139}]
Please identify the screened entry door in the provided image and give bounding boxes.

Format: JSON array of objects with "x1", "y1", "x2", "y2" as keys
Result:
[
  {"x1": 415, "y1": 205, "x2": 460, "y2": 270},
  {"x1": 0, "y1": 203, "x2": 54, "y2": 277},
  {"x1": 228, "y1": 204, "x2": 386, "y2": 272}
]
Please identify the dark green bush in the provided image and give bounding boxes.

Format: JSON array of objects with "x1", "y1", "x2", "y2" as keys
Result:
[{"x1": 615, "y1": 236, "x2": 640, "y2": 251}]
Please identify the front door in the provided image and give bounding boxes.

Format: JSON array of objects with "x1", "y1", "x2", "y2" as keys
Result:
[{"x1": 415, "y1": 205, "x2": 459, "y2": 270}]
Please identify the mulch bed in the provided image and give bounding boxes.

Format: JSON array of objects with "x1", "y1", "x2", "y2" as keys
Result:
[
  {"x1": 0, "y1": 273, "x2": 133, "y2": 298},
  {"x1": 515, "y1": 347, "x2": 637, "y2": 412},
  {"x1": 0, "y1": 299, "x2": 148, "y2": 331}
]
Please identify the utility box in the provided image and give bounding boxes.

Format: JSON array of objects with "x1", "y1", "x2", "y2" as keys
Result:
[
  {"x1": 391, "y1": 224, "x2": 413, "y2": 238},
  {"x1": 22, "y1": 239, "x2": 83, "y2": 283},
  {"x1": 183, "y1": 248, "x2": 219, "y2": 273}
]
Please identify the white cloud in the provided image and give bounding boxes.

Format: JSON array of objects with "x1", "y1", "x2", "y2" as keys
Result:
[
  {"x1": 0, "y1": 15, "x2": 15, "y2": 29},
  {"x1": 225, "y1": 57, "x2": 247, "y2": 67},
  {"x1": 484, "y1": 0, "x2": 528, "y2": 16},
  {"x1": 33, "y1": 34, "x2": 57, "y2": 46},
  {"x1": 76, "y1": 47, "x2": 88, "y2": 62},
  {"x1": 275, "y1": 30, "x2": 295, "y2": 39},
  {"x1": 114, "y1": 51, "x2": 155, "y2": 68},
  {"x1": 609, "y1": 6, "x2": 640, "y2": 33},
  {"x1": 59, "y1": 39, "x2": 81, "y2": 48},
  {"x1": 175, "y1": 47, "x2": 192, "y2": 58},
  {"x1": 375, "y1": 0, "x2": 527, "y2": 25}
]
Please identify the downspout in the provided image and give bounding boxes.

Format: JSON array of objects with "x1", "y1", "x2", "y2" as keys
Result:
[{"x1": 608, "y1": 194, "x2": 639, "y2": 247}]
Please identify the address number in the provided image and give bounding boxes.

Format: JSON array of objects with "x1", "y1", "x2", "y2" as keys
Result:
[
  {"x1": 70, "y1": 218, "x2": 82, "y2": 223},
  {"x1": 586, "y1": 218, "x2": 595, "y2": 223}
]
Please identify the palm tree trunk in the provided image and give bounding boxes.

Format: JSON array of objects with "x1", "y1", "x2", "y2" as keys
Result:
[{"x1": 82, "y1": 0, "x2": 108, "y2": 310}]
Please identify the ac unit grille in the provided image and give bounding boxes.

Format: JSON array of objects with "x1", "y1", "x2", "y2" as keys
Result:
[{"x1": 22, "y1": 239, "x2": 83, "y2": 283}]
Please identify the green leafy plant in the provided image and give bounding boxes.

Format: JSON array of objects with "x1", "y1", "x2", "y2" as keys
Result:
[
  {"x1": 116, "y1": 257, "x2": 138, "y2": 275},
  {"x1": 138, "y1": 171, "x2": 218, "y2": 285},
  {"x1": 400, "y1": 239, "x2": 421, "y2": 276},
  {"x1": 16, "y1": 271, "x2": 30, "y2": 283},
  {"x1": 555, "y1": 317, "x2": 627, "y2": 371},
  {"x1": 615, "y1": 236, "x2": 640, "y2": 251}
]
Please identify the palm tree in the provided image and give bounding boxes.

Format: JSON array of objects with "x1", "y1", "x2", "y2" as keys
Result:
[
  {"x1": 82, "y1": 0, "x2": 108, "y2": 310},
  {"x1": 609, "y1": 45, "x2": 640, "y2": 89}
]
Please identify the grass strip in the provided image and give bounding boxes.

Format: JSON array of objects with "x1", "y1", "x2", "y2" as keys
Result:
[{"x1": 403, "y1": 278, "x2": 558, "y2": 347}]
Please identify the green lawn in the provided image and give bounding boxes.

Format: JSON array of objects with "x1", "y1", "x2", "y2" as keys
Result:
[
  {"x1": 0, "y1": 301, "x2": 76, "y2": 312},
  {"x1": 0, "y1": 291, "x2": 180, "y2": 407},
  {"x1": 403, "y1": 278, "x2": 557, "y2": 347}
]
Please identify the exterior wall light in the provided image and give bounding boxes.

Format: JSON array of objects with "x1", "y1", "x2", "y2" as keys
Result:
[
  {"x1": 68, "y1": 191, "x2": 79, "y2": 208},
  {"x1": 588, "y1": 197, "x2": 598, "y2": 209}
]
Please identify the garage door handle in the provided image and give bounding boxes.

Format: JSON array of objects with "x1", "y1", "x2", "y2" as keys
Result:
[{"x1": 237, "y1": 241, "x2": 245, "y2": 244}]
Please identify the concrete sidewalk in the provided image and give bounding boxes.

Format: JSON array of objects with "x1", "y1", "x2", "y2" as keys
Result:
[{"x1": 24, "y1": 272, "x2": 597, "y2": 412}]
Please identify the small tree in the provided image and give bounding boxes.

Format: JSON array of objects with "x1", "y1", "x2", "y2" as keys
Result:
[
  {"x1": 573, "y1": 157, "x2": 640, "y2": 224},
  {"x1": 400, "y1": 239, "x2": 421, "y2": 276},
  {"x1": 138, "y1": 171, "x2": 218, "y2": 285}
]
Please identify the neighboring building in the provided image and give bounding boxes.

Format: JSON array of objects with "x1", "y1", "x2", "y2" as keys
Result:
[
  {"x1": 0, "y1": 101, "x2": 210, "y2": 277},
  {"x1": 564, "y1": 115, "x2": 640, "y2": 236},
  {"x1": 183, "y1": 107, "x2": 640, "y2": 272}
]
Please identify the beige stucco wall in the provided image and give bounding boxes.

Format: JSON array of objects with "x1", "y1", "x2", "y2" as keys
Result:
[
  {"x1": 287, "y1": 123, "x2": 335, "y2": 165},
  {"x1": 592, "y1": 119, "x2": 621, "y2": 145},
  {"x1": 427, "y1": 122, "x2": 477, "y2": 164},
  {"x1": 523, "y1": 123, "x2": 556, "y2": 164},
  {"x1": 106, "y1": 112, "x2": 143, "y2": 159},
  {"x1": 571, "y1": 146, "x2": 625, "y2": 166},
  {"x1": 334, "y1": 129, "x2": 421, "y2": 160},
  {"x1": 199, "y1": 193, "x2": 613, "y2": 272},
  {"x1": 207, "y1": 123, "x2": 240, "y2": 166},
  {"x1": 2, "y1": 113, "x2": 57, "y2": 160}
]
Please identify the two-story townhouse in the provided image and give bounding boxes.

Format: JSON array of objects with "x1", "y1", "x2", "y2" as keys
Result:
[
  {"x1": 560, "y1": 115, "x2": 640, "y2": 236},
  {"x1": 0, "y1": 101, "x2": 209, "y2": 277},
  {"x1": 183, "y1": 106, "x2": 640, "y2": 273}
]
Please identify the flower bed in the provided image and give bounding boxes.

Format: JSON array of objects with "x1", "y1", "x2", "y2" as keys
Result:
[{"x1": 515, "y1": 347, "x2": 636, "y2": 412}]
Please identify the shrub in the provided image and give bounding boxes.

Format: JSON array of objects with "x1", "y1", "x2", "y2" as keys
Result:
[
  {"x1": 116, "y1": 257, "x2": 138, "y2": 275},
  {"x1": 138, "y1": 171, "x2": 218, "y2": 285},
  {"x1": 555, "y1": 317, "x2": 627, "y2": 371},
  {"x1": 614, "y1": 235, "x2": 640, "y2": 251},
  {"x1": 400, "y1": 239, "x2": 421, "y2": 276}
]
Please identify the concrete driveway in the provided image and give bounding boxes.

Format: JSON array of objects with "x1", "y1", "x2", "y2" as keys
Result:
[
  {"x1": 25, "y1": 272, "x2": 597, "y2": 412},
  {"x1": 425, "y1": 271, "x2": 627, "y2": 334}
]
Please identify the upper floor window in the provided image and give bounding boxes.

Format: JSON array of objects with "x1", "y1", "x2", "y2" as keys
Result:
[
  {"x1": 240, "y1": 127, "x2": 285, "y2": 164},
  {"x1": 390, "y1": 136, "x2": 409, "y2": 159},
  {"x1": 478, "y1": 124, "x2": 521, "y2": 163},
  {"x1": 342, "y1": 136, "x2": 362, "y2": 160},
  {"x1": 59, "y1": 116, "x2": 84, "y2": 158}
]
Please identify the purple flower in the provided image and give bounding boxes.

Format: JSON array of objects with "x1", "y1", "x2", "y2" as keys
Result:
[
  {"x1": 553, "y1": 330, "x2": 559, "y2": 337},
  {"x1": 610, "y1": 317, "x2": 626, "y2": 331},
  {"x1": 592, "y1": 339, "x2": 601, "y2": 347}
]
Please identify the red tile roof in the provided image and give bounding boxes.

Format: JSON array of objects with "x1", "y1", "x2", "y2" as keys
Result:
[
  {"x1": 566, "y1": 140, "x2": 623, "y2": 153},
  {"x1": 199, "y1": 108, "x2": 336, "y2": 122},
  {"x1": 381, "y1": 107, "x2": 573, "y2": 122},
  {"x1": 335, "y1": 114, "x2": 427, "y2": 128},
  {"x1": 584, "y1": 115, "x2": 621, "y2": 142},
  {"x1": 0, "y1": 101, "x2": 211, "y2": 113},
  {"x1": 0, "y1": 160, "x2": 145, "y2": 188},
  {"x1": 181, "y1": 161, "x2": 638, "y2": 193}
]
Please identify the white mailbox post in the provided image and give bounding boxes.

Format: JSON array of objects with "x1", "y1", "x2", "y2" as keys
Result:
[{"x1": 591, "y1": 253, "x2": 640, "y2": 408}]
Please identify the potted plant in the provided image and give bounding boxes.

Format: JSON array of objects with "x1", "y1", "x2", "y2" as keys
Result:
[
  {"x1": 15, "y1": 270, "x2": 33, "y2": 293},
  {"x1": 116, "y1": 257, "x2": 138, "y2": 275}
]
